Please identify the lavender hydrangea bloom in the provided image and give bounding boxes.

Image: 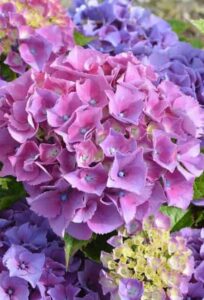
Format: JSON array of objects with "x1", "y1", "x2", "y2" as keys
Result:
[
  {"x1": 70, "y1": 0, "x2": 204, "y2": 104},
  {"x1": 70, "y1": 0, "x2": 177, "y2": 55},
  {"x1": 148, "y1": 42, "x2": 204, "y2": 104},
  {"x1": 0, "y1": 202, "x2": 106, "y2": 299},
  {"x1": 180, "y1": 228, "x2": 204, "y2": 299}
]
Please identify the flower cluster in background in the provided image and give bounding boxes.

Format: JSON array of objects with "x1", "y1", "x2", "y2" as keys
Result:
[
  {"x1": 0, "y1": 201, "x2": 106, "y2": 299},
  {"x1": 181, "y1": 227, "x2": 204, "y2": 299},
  {"x1": 0, "y1": 45, "x2": 203, "y2": 240},
  {"x1": 70, "y1": 0, "x2": 204, "y2": 104},
  {"x1": 70, "y1": 0, "x2": 178, "y2": 55},
  {"x1": 100, "y1": 213, "x2": 194, "y2": 300},
  {"x1": 0, "y1": 0, "x2": 74, "y2": 77}
]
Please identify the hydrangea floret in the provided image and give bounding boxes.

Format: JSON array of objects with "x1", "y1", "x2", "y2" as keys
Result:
[
  {"x1": 100, "y1": 213, "x2": 194, "y2": 300},
  {"x1": 0, "y1": 45, "x2": 204, "y2": 239},
  {"x1": 70, "y1": 0, "x2": 204, "y2": 104}
]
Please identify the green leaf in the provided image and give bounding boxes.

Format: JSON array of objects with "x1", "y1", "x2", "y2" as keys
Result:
[
  {"x1": 64, "y1": 234, "x2": 91, "y2": 269},
  {"x1": 168, "y1": 19, "x2": 189, "y2": 35},
  {"x1": 0, "y1": 55, "x2": 16, "y2": 81},
  {"x1": 0, "y1": 178, "x2": 10, "y2": 189},
  {"x1": 73, "y1": 30, "x2": 95, "y2": 46},
  {"x1": 82, "y1": 232, "x2": 114, "y2": 262},
  {"x1": 168, "y1": 19, "x2": 204, "y2": 49},
  {"x1": 193, "y1": 172, "x2": 204, "y2": 199},
  {"x1": 160, "y1": 205, "x2": 193, "y2": 232},
  {"x1": 0, "y1": 177, "x2": 26, "y2": 210},
  {"x1": 160, "y1": 205, "x2": 186, "y2": 227},
  {"x1": 188, "y1": 38, "x2": 204, "y2": 49},
  {"x1": 171, "y1": 210, "x2": 193, "y2": 232},
  {"x1": 193, "y1": 209, "x2": 204, "y2": 227},
  {"x1": 191, "y1": 19, "x2": 204, "y2": 34}
]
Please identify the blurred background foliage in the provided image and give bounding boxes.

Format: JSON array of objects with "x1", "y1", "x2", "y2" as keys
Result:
[{"x1": 134, "y1": 0, "x2": 204, "y2": 20}]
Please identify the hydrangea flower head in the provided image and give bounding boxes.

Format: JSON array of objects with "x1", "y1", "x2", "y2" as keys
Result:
[
  {"x1": 2, "y1": 0, "x2": 69, "y2": 28},
  {"x1": 100, "y1": 214, "x2": 194, "y2": 300},
  {"x1": 1, "y1": 46, "x2": 204, "y2": 239},
  {"x1": 0, "y1": 0, "x2": 74, "y2": 74},
  {"x1": 70, "y1": 0, "x2": 204, "y2": 104},
  {"x1": 70, "y1": 0, "x2": 177, "y2": 55}
]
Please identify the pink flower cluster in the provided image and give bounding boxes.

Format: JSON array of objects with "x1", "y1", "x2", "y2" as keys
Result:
[
  {"x1": 0, "y1": 46, "x2": 204, "y2": 239},
  {"x1": 0, "y1": 0, "x2": 74, "y2": 75}
]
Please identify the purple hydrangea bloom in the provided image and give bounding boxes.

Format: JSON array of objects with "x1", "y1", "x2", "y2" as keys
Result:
[
  {"x1": 180, "y1": 228, "x2": 204, "y2": 299},
  {"x1": 70, "y1": 0, "x2": 177, "y2": 55},
  {"x1": 70, "y1": 0, "x2": 204, "y2": 104},
  {"x1": 0, "y1": 45, "x2": 203, "y2": 239},
  {"x1": 0, "y1": 202, "x2": 107, "y2": 299}
]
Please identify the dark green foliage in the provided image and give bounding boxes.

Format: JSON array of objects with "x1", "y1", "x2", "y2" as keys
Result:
[{"x1": 0, "y1": 177, "x2": 26, "y2": 210}]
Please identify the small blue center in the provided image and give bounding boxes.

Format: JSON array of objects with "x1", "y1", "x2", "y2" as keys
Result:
[
  {"x1": 89, "y1": 99, "x2": 97, "y2": 106},
  {"x1": 19, "y1": 261, "x2": 27, "y2": 270},
  {"x1": 30, "y1": 48, "x2": 36, "y2": 55},
  {"x1": 80, "y1": 128, "x2": 88, "y2": 135},
  {"x1": 118, "y1": 190, "x2": 126, "y2": 197},
  {"x1": 118, "y1": 171, "x2": 125, "y2": 178},
  {"x1": 50, "y1": 149, "x2": 58, "y2": 157},
  {"x1": 60, "y1": 193, "x2": 68, "y2": 202},
  {"x1": 119, "y1": 112, "x2": 125, "y2": 118},
  {"x1": 165, "y1": 180, "x2": 171, "y2": 188},
  {"x1": 85, "y1": 174, "x2": 93, "y2": 182},
  {"x1": 63, "y1": 115, "x2": 69, "y2": 122},
  {"x1": 7, "y1": 288, "x2": 14, "y2": 296}
]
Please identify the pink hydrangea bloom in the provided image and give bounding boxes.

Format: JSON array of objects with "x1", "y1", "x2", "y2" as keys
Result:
[
  {"x1": 1, "y1": 46, "x2": 204, "y2": 239},
  {"x1": 0, "y1": 0, "x2": 74, "y2": 74}
]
